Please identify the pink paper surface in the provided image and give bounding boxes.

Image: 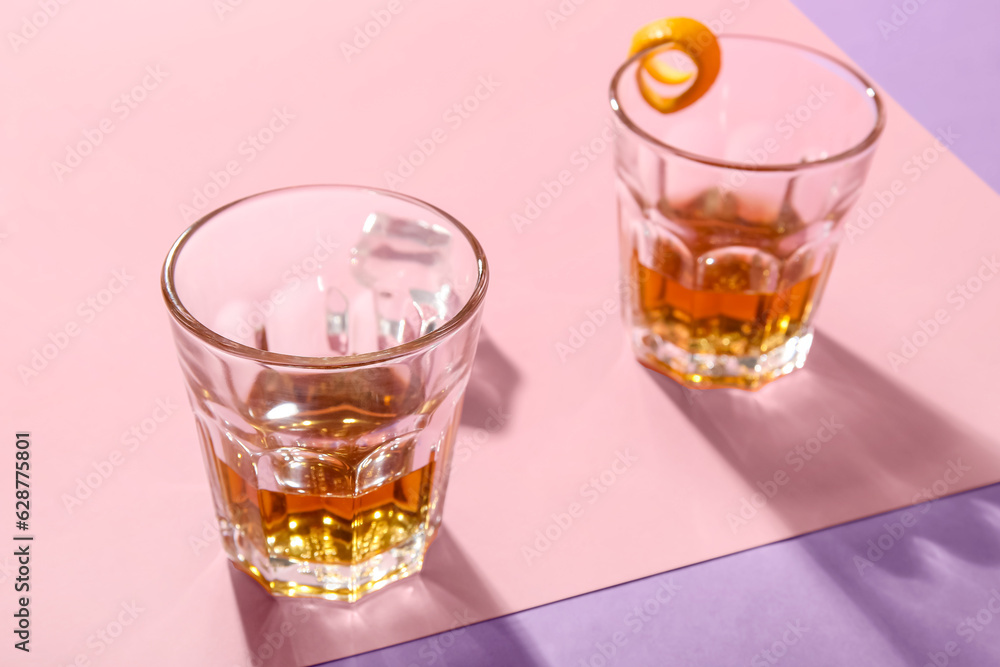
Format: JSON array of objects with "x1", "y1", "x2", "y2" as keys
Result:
[{"x1": 3, "y1": 0, "x2": 998, "y2": 664}]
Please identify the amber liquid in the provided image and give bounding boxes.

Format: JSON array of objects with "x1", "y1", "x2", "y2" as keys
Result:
[
  {"x1": 215, "y1": 455, "x2": 434, "y2": 565},
  {"x1": 213, "y1": 365, "x2": 441, "y2": 593},
  {"x1": 632, "y1": 250, "x2": 821, "y2": 356},
  {"x1": 628, "y1": 196, "x2": 831, "y2": 388}
]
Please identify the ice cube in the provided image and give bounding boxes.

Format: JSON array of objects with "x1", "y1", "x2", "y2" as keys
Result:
[
  {"x1": 325, "y1": 285, "x2": 349, "y2": 356},
  {"x1": 410, "y1": 284, "x2": 452, "y2": 337},
  {"x1": 351, "y1": 213, "x2": 454, "y2": 350}
]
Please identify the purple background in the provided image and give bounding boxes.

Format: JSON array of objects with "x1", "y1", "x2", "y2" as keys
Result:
[
  {"x1": 323, "y1": 1, "x2": 1000, "y2": 665},
  {"x1": 793, "y1": 0, "x2": 1000, "y2": 193}
]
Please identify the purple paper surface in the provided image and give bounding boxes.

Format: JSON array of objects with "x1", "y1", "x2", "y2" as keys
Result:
[
  {"x1": 791, "y1": 0, "x2": 1000, "y2": 193},
  {"x1": 323, "y1": 2, "x2": 1000, "y2": 665}
]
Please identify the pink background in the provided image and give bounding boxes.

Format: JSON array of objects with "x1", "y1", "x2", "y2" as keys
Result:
[{"x1": 3, "y1": 0, "x2": 999, "y2": 664}]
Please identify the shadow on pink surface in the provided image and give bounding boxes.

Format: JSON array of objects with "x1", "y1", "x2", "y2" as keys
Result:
[
  {"x1": 227, "y1": 529, "x2": 545, "y2": 666},
  {"x1": 643, "y1": 330, "x2": 1000, "y2": 663},
  {"x1": 460, "y1": 332, "x2": 521, "y2": 432},
  {"x1": 648, "y1": 331, "x2": 999, "y2": 536}
]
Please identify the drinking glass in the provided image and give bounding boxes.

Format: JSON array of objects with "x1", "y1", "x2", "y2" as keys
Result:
[
  {"x1": 162, "y1": 185, "x2": 488, "y2": 601},
  {"x1": 611, "y1": 35, "x2": 885, "y2": 389}
]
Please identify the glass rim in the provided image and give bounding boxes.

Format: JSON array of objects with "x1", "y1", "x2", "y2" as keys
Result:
[
  {"x1": 609, "y1": 34, "x2": 887, "y2": 172},
  {"x1": 161, "y1": 184, "x2": 490, "y2": 369}
]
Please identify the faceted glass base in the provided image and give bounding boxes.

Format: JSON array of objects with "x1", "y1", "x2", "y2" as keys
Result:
[
  {"x1": 634, "y1": 329, "x2": 814, "y2": 391},
  {"x1": 222, "y1": 519, "x2": 431, "y2": 602}
]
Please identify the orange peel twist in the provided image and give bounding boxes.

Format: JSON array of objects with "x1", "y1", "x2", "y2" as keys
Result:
[{"x1": 629, "y1": 17, "x2": 721, "y2": 113}]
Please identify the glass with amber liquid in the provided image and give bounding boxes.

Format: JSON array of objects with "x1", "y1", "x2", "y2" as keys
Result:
[
  {"x1": 611, "y1": 35, "x2": 885, "y2": 389},
  {"x1": 162, "y1": 186, "x2": 488, "y2": 600}
]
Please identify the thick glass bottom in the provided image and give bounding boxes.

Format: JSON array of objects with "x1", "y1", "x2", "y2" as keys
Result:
[
  {"x1": 223, "y1": 521, "x2": 430, "y2": 602},
  {"x1": 634, "y1": 328, "x2": 813, "y2": 391}
]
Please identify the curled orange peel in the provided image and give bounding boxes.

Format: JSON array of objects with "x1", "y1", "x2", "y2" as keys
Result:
[{"x1": 629, "y1": 17, "x2": 721, "y2": 113}]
